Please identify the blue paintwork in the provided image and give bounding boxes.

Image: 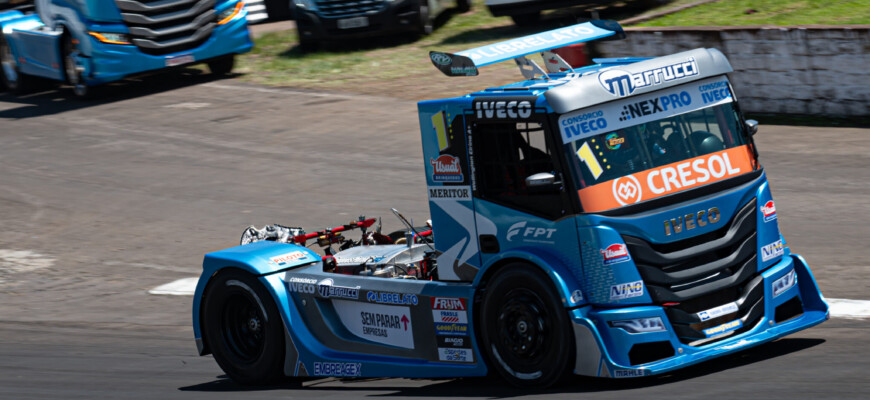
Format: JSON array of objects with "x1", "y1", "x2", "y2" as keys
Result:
[{"x1": 0, "y1": 1, "x2": 252, "y2": 87}]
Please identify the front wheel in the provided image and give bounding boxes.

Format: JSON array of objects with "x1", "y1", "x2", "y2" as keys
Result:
[
  {"x1": 62, "y1": 35, "x2": 94, "y2": 98},
  {"x1": 202, "y1": 270, "x2": 285, "y2": 385},
  {"x1": 207, "y1": 56, "x2": 235, "y2": 76},
  {"x1": 480, "y1": 264, "x2": 574, "y2": 387}
]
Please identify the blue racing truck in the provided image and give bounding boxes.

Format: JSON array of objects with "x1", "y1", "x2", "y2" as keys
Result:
[
  {"x1": 0, "y1": 0, "x2": 252, "y2": 97},
  {"x1": 191, "y1": 21, "x2": 828, "y2": 387}
]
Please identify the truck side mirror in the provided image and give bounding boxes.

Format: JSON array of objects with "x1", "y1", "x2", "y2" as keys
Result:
[
  {"x1": 526, "y1": 172, "x2": 561, "y2": 193},
  {"x1": 745, "y1": 119, "x2": 759, "y2": 136}
]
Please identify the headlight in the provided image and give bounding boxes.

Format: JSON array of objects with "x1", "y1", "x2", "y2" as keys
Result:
[
  {"x1": 294, "y1": 0, "x2": 316, "y2": 9},
  {"x1": 609, "y1": 317, "x2": 666, "y2": 334},
  {"x1": 772, "y1": 269, "x2": 796, "y2": 298},
  {"x1": 218, "y1": 1, "x2": 245, "y2": 25},
  {"x1": 88, "y1": 32, "x2": 131, "y2": 45}
]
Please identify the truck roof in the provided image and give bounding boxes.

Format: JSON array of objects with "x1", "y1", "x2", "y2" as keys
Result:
[{"x1": 430, "y1": 22, "x2": 733, "y2": 114}]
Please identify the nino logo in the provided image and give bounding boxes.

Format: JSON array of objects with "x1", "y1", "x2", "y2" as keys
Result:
[{"x1": 612, "y1": 175, "x2": 642, "y2": 206}]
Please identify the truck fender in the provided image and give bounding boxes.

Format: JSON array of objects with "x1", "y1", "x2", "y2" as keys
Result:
[
  {"x1": 191, "y1": 241, "x2": 320, "y2": 359},
  {"x1": 474, "y1": 249, "x2": 586, "y2": 308}
]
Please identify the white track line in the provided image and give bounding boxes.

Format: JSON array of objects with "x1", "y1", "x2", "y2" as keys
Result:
[
  {"x1": 148, "y1": 277, "x2": 199, "y2": 296},
  {"x1": 145, "y1": 277, "x2": 870, "y2": 320}
]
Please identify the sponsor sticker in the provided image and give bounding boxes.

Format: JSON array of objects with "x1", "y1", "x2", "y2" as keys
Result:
[
  {"x1": 457, "y1": 23, "x2": 610, "y2": 65},
  {"x1": 313, "y1": 362, "x2": 362, "y2": 377},
  {"x1": 570, "y1": 289, "x2": 584, "y2": 303},
  {"x1": 435, "y1": 322, "x2": 469, "y2": 336},
  {"x1": 334, "y1": 300, "x2": 414, "y2": 349},
  {"x1": 598, "y1": 57, "x2": 699, "y2": 97},
  {"x1": 432, "y1": 297, "x2": 467, "y2": 311},
  {"x1": 601, "y1": 243, "x2": 631, "y2": 265},
  {"x1": 430, "y1": 155, "x2": 464, "y2": 182},
  {"x1": 613, "y1": 369, "x2": 646, "y2": 378},
  {"x1": 761, "y1": 200, "x2": 777, "y2": 223},
  {"x1": 438, "y1": 348, "x2": 474, "y2": 363},
  {"x1": 270, "y1": 251, "x2": 310, "y2": 266},
  {"x1": 287, "y1": 280, "x2": 315, "y2": 294},
  {"x1": 772, "y1": 269, "x2": 796, "y2": 298},
  {"x1": 473, "y1": 97, "x2": 535, "y2": 120},
  {"x1": 506, "y1": 221, "x2": 557, "y2": 243},
  {"x1": 317, "y1": 279, "x2": 359, "y2": 300},
  {"x1": 697, "y1": 301, "x2": 739, "y2": 322},
  {"x1": 761, "y1": 239, "x2": 784, "y2": 262},
  {"x1": 702, "y1": 319, "x2": 743, "y2": 338},
  {"x1": 367, "y1": 291, "x2": 419, "y2": 306},
  {"x1": 432, "y1": 309, "x2": 468, "y2": 324},
  {"x1": 428, "y1": 185, "x2": 471, "y2": 201},
  {"x1": 610, "y1": 280, "x2": 644, "y2": 301},
  {"x1": 605, "y1": 133, "x2": 625, "y2": 150},
  {"x1": 437, "y1": 335, "x2": 470, "y2": 348},
  {"x1": 577, "y1": 145, "x2": 754, "y2": 212}
]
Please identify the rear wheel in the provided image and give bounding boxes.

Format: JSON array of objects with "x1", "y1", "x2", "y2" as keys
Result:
[
  {"x1": 202, "y1": 270, "x2": 285, "y2": 385},
  {"x1": 0, "y1": 33, "x2": 30, "y2": 93},
  {"x1": 480, "y1": 263, "x2": 574, "y2": 387},
  {"x1": 207, "y1": 56, "x2": 235, "y2": 76}
]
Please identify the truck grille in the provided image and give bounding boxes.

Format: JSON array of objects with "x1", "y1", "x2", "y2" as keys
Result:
[
  {"x1": 115, "y1": 0, "x2": 217, "y2": 56},
  {"x1": 624, "y1": 199, "x2": 761, "y2": 345},
  {"x1": 313, "y1": 0, "x2": 386, "y2": 18}
]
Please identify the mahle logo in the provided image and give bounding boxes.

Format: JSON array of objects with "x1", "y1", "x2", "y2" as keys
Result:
[{"x1": 430, "y1": 52, "x2": 452, "y2": 66}]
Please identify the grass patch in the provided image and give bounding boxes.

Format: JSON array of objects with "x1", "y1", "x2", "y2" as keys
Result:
[{"x1": 635, "y1": 0, "x2": 870, "y2": 26}]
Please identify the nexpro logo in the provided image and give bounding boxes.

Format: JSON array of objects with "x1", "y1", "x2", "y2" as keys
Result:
[
  {"x1": 619, "y1": 91, "x2": 693, "y2": 122},
  {"x1": 473, "y1": 97, "x2": 536, "y2": 120},
  {"x1": 598, "y1": 57, "x2": 699, "y2": 97}
]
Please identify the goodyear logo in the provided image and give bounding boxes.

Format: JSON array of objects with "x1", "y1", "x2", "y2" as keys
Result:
[
  {"x1": 434, "y1": 322, "x2": 468, "y2": 336},
  {"x1": 703, "y1": 319, "x2": 743, "y2": 337}
]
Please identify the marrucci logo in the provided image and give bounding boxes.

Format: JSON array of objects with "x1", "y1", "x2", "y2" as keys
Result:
[
  {"x1": 598, "y1": 57, "x2": 699, "y2": 97},
  {"x1": 475, "y1": 100, "x2": 532, "y2": 119}
]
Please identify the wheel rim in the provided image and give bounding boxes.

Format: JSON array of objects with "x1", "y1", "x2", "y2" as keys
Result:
[
  {"x1": 221, "y1": 292, "x2": 266, "y2": 363},
  {"x1": 0, "y1": 38, "x2": 18, "y2": 86},
  {"x1": 495, "y1": 288, "x2": 549, "y2": 366}
]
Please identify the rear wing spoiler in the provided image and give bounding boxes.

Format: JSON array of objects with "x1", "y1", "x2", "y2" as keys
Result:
[{"x1": 429, "y1": 20, "x2": 625, "y2": 78}]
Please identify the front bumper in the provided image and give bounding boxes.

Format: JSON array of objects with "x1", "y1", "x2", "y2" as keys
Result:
[
  {"x1": 82, "y1": 15, "x2": 252, "y2": 86},
  {"x1": 571, "y1": 254, "x2": 828, "y2": 378},
  {"x1": 295, "y1": 0, "x2": 423, "y2": 41}
]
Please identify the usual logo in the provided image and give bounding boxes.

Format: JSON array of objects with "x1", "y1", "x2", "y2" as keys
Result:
[
  {"x1": 601, "y1": 243, "x2": 631, "y2": 265},
  {"x1": 474, "y1": 99, "x2": 533, "y2": 119},
  {"x1": 612, "y1": 175, "x2": 642, "y2": 206},
  {"x1": 506, "y1": 221, "x2": 557, "y2": 242},
  {"x1": 430, "y1": 52, "x2": 451, "y2": 66},
  {"x1": 610, "y1": 280, "x2": 644, "y2": 301},
  {"x1": 599, "y1": 57, "x2": 699, "y2": 97},
  {"x1": 664, "y1": 207, "x2": 721, "y2": 236},
  {"x1": 761, "y1": 239, "x2": 784, "y2": 262},
  {"x1": 761, "y1": 200, "x2": 777, "y2": 222},
  {"x1": 430, "y1": 155, "x2": 463, "y2": 182}
]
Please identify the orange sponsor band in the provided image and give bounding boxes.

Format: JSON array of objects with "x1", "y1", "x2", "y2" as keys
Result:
[{"x1": 578, "y1": 145, "x2": 755, "y2": 213}]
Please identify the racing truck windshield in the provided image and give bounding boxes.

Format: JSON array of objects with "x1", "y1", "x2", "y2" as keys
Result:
[{"x1": 558, "y1": 76, "x2": 757, "y2": 213}]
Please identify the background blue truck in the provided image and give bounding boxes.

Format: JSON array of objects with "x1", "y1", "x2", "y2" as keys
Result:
[{"x1": 0, "y1": 0, "x2": 252, "y2": 97}]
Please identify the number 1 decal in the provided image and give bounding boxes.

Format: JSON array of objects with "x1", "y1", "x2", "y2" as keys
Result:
[{"x1": 577, "y1": 141, "x2": 603, "y2": 179}]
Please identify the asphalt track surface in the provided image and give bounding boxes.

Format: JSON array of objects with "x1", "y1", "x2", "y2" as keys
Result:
[{"x1": 0, "y1": 73, "x2": 868, "y2": 399}]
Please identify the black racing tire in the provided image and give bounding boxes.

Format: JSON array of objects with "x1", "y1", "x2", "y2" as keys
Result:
[
  {"x1": 61, "y1": 34, "x2": 97, "y2": 99},
  {"x1": 480, "y1": 263, "x2": 574, "y2": 388},
  {"x1": 202, "y1": 270, "x2": 285, "y2": 385},
  {"x1": 510, "y1": 12, "x2": 541, "y2": 26},
  {"x1": 207, "y1": 56, "x2": 235, "y2": 76},
  {"x1": 297, "y1": 33, "x2": 318, "y2": 52},
  {"x1": 0, "y1": 32, "x2": 31, "y2": 94},
  {"x1": 416, "y1": 2, "x2": 433, "y2": 35},
  {"x1": 456, "y1": 0, "x2": 471, "y2": 13}
]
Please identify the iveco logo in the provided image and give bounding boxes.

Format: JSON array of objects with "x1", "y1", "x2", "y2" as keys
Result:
[
  {"x1": 664, "y1": 207, "x2": 721, "y2": 236},
  {"x1": 475, "y1": 100, "x2": 532, "y2": 119}
]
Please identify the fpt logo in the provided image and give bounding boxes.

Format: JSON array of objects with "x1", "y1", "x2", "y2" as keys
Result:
[
  {"x1": 430, "y1": 155, "x2": 463, "y2": 182},
  {"x1": 761, "y1": 200, "x2": 777, "y2": 222},
  {"x1": 599, "y1": 69, "x2": 635, "y2": 97},
  {"x1": 506, "y1": 221, "x2": 557, "y2": 243},
  {"x1": 612, "y1": 175, "x2": 642, "y2": 206}
]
